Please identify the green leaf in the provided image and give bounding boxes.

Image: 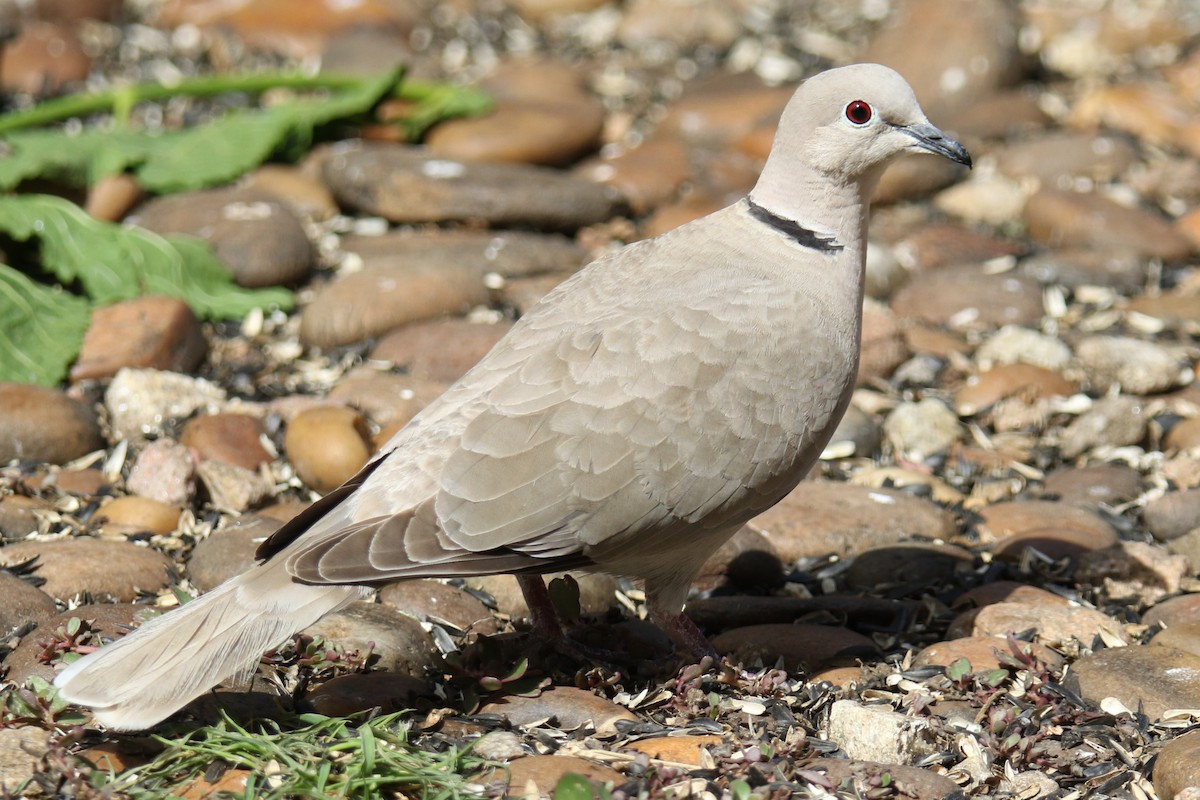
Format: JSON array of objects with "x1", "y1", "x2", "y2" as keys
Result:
[
  {"x1": 0, "y1": 194, "x2": 292, "y2": 318},
  {"x1": 0, "y1": 264, "x2": 91, "y2": 385},
  {"x1": 0, "y1": 67, "x2": 404, "y2": 194},
  {"x1": 946, "y1": 656, "x2": 972, "y2": 682},
  {"x1": 553, "y1": 773, "x2": 599, "y2": 800},
  {"x1": 730, "y1": 778, "x2": 752, "y2": 800},
  {"x1": 134, "y1": 67, "x2": 403, "y2": 193}
]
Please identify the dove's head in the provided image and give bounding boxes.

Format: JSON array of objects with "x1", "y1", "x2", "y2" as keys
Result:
[{"x1": 753, "y1": 63, "x2": 970, "y2": 204}]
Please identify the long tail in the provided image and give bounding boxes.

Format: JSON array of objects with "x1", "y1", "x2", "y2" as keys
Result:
[{"x1": 53, "y1": 558, "x2": 368, "y2": 731}]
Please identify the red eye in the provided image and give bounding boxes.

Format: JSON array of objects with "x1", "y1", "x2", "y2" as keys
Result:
[{"x1": 845, "y1": 100, "x2": 872, "y2": 125}]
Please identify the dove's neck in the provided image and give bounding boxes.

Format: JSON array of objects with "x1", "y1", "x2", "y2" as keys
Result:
[{"x1": 749, "y1": 161, "x2": 884, "y2": 270}]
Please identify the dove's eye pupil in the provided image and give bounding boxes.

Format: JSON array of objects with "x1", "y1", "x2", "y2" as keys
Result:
[{"x1": 846, "y1": 100, "x2": 872, "y2": 124}]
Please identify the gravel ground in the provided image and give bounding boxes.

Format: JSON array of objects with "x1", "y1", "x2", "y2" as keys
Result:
[{"x1": 3, "y1": 0, "x2": 1200, "y2": 798}]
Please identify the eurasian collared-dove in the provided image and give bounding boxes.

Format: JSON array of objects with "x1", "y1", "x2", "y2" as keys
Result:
[{"x1": 54, "y1": 63, "x2": 970, "y2": 730}]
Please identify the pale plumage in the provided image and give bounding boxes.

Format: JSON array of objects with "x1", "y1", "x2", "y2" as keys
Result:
[{"x1": 54, "y1": 63, "x2": 970, "y2": 730}]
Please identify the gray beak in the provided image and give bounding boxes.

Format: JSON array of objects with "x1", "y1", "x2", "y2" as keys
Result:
[{"x1": 899, "y1": 122, "x2": 972, "y2": 168}]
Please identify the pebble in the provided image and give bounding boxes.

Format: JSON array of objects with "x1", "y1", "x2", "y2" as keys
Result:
[
  {"x1": 303, "y1": 600, "x2": 436, "y2": 675},
  {"x1": 1059, "y1": 395, "x2": 1148, "y2": 460},
  {"x1": 126, "y1": 439, "x2": 197, "y2": 507},
  {"x1": 622, "y1": 735, "x2": 723, "y2": 767},
  {"x1": 1071, "y1": 81, "x2": 1200, "y2": 157},
  {"x1": 0, "y1": 538, "x2": 175, "y2": 603},
  {"x1": 748, "y1": 482, "x2": 956, "y2": 563},
  {"x1": 991, "y1": 525, "x2": 1119, "y2": 564},
  {"x1": 0, "y1": 21, "x2": 90, "y2": 94},
  {"x1": 188, "y1": 515, "x2": 279, "y2": 591},
  {"x1": 196, "y1": 459, "x2": 271, "y2": 512},
  {"x1": 180, "y1": 413, "x2": 271, "y2": 471},
  {"x1": 954, "y1": 364, "x2": 1075, "y2": 416},
  {"x1": 0, "y1": 727, "x2": 48, "y2": 796},
  {"x1": 38, "y1": 467, "x2": 109, "y2": 497},
  {"x1": 1153, "y1": 729, "x2": 1200, "y2": 800},
  {"x1": 95, "y1": 495, "x2": 182, "y2": 536},
  {"x1": 303, "y1": 672, "x2": 433, "y2": 717},
  {"x1": 242, "y1": 165, "x2": 338, "y2": 220},
  {"x1": 1145, "y1": 491, "x2": 1200, "y2": 545},
  {"x1": 658, "y1": 73, "x2": 792, "y2": 149},
  {"x1": 71, "y1": 295, "x2": 207, "y2": 382},
  {"x1": 129, "y1": 187, "x2": 316, "y2": 288},
  {"x1": 1024, "y1": 188, "x2": 1193, "y2": 262},
  {"x1": 0, "y1": 495, "x2": 54, "y2": 541},
  {"x1": 891, "y1": 266, "x2": 1043, "y2": 331},
  {"x1": 845, "y1": 542, "x2": 973, "y2": 590},
  {"x1": 931, "y1": 171, "x2": 1028, "y2": 227},
  {"x1": 284, "y1": 406, "x2": 371, "y2": 494},
  {"x1": 883, "y1": 398, "x2": 962, "y2": 462},
  {"x1": 150, "y1": 0, "x2": 419, "y2": 60},
  {"x1": 801, "y1": 758, "x2": 963, "y2": 800},
  {"x1": 711, "y1": 623, "x2": 876, "y2": 672},
  {"x1": 480, "y1": 686, "x2": 636, "y2": 734},
  {"x1": 1127, "y1": 292, "x2": 1200, "y2": 328},
  {"x1": 948, "y1": 601, "x2": 1127, "y2": 649},
  {"x1": 951, "y1": 581, "x2": 1071, "y2": 612},
  {"x1": 914, "y1": 636, "x2": 1065, "y2": 673},
  {"x1": 1076, "y1": 336, "x2": 1188, "y2": 395},
  {"x1": 823, "y1": 404, "x2": 882, "y2": 460},
  {"x1": 975, "y1": 500, "x2": 1114, "y2": 543},
  {"x1": 873, "y1": 153, "x2": 967, "y2": 205},
  {"x1": 370, "y1": 318, "x2": 512, "y2": 383},
  {"x1": 1066, "y1": 644, "x2": 1200, "y2": 721},
  {"x1": 328, "y1": 371, "x2": 442, "y2": 431},
  {"x1": 861, "y1": 0, "x2": 1021, "y2": 116},
  {"x1": 993, "y1": 132, "x2": 1138, "y2": 186},
  {"x1": 698, "y1": 525, "x2": 781, "y2": 592},
  {"x1": 1040, "y1": 464, "x2": 1143, "y2": 508},
  {"x1": 578, "y1": 135, "x2": 691, "y2": 215},
  {"x1": 378, "y1": 579, "x2": 499, "y2": 635},
  {"x1": 476, "y1": 754, "x2": 622, "y2": 796},
  {"x1": 1150, "y1": 622, "x2": 1200, "y2": 660},
  {"x1": 85, "y1": 173, "x2": 143, "y2": 222},
  {"x1": 826, "y1": 699, "x2": 938, "y2": 765},
  {"x1": 340, "y1": 229, "x2": 587, "y2": 281},
  {"x1": 616, "y1": 0, "x2": 740, "y2": 51},
  {"x1": 469, "y1": 730, "x2": 525, "y2": 762},
  {"x1": 105, "y1": 368, "x2": 226, "y2": 440},
  {"x1": 0, "y1": 572, "x2": 57, "y2": 634},
  {"x1": 0, "y1": 383, "x2": 104, "y2": 465},
  {"x1": 1020, "y1": 247, "x2": 1146, "y2": 292},
  {"x1": 427, "y1": 61, "x2": 605, "y2": 167},
  {"x1": 299, "y1": 259, "x2": 491, "y2": 350},
  {"x1": 322, "y1": 142, "x2": 623, "y2": 231},
  {"x1": 1166, "y1": 417, "x2": 1200, "y2": 452},
  {"x1": 892, "y1": 222, "x2": 1024, "y2": 271},
  {"x1": 1142, "y1": 593, "x2": 1200, "y2": 629},
  {"x1": 857, "y1": 299, "x2": 908, "y2": 386},
  {"x1": 3, "y1": 604, "x2": 160, "y2": 685},
  {"x1": 974, "y1": 326, "x2": 1073, "y2": 372}
]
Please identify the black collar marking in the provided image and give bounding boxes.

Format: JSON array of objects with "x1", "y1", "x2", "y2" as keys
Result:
[{"x1": 747, "y1": 198, "x2": 844, "y2": 254}]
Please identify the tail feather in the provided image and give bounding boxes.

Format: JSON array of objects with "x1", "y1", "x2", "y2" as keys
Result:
[{"x1": 53, "y1": 560, "x2": 368, "y2": 731}]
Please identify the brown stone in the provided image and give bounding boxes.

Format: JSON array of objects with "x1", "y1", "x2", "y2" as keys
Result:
[
  {"x1": 802, "y1": 758, "x2": 964, "y2": 800},
  {"x1": 70, "y1": 295, "x2": 207, "y2": 381},
  {"x1": 0, "y1": 495, "x2": 53, "y2": 541},
  {"x1": 0, "y1": 572, "x2": 57, "y2": 634},
  {"x1": 480, "y1": 686, "x2": 636, "y2": 734},
  {"x1": 955, "y1": 364, "x2": 1075, "y2": 415},
  {"x1": 370, "y1": 318, "x2": 512, "y2": 383},
  {"x1": 857, "y1": 299, "x2": 908, "y2": 385},
  {"x1": 891, "y1": 265, "x2": 1043, "y2": 331},
  {"x1": 578, "y1": 134, "x2": 692, "y2": 215},
  {"x1": 242, "y1": 164, "x2": 338, "y2": 220},
  {"x1": 975, "y1": 500, "x2": 1114, "y2": 543},
  {"x1": 1154, "y1": 729, "x2": 1200, "y2": 800},
  {"x1": 991, "y1": 525, "x2": 1120, "y2": 563},
  {"x1": 284, "y1": 406, "x2": 372, "y2": 494},
  {"x1": 304, "y1": 672, "x2": 433, "y2": 717},
  {"x1": 1025, "y1": 188, "x2": 1193, "y2": 262},
  {"x1": 4, "y1": 604, "x2": 160, "y2": 685},
  {"x1": 623, "y1": 735, "x2": 723, "y2": 766},
  {"x1": 915, "y1": 636, "x2": 1065, "y2": 673},
  {"x1": 476, "y1": 754, "x2": 622, "y2": 796},
  {"x1": 304, "y1": 601, "x2": 436, "y2": 675},
  {"x1": 95, "y1": 495, "x2": 182, "y2": 536},
  {"x1": 329, "y1": 370, "x2": 444, "y2": 431},
  {"x1": 749, "y1": 482, "x2": 957, "y2": 563},
  {"x1": 1067, "y1": 644, "x2": 1200, "y2": 721},
  {"x1": 84, "y1": 173, "x2": 143, "y2": 222},
  {"x1": 378, "y1": 579, "x2": 499, "y2": 634},
  {"x1": 994, "y1": 132, "x2": 1138, "y2": 186},
  {"x1": 948, "y1": 601, "x2": 1127, "y2": 649},
  {"x1": 0, "y1": 538, "x2": 175, "y2": 603},
  {"x1": 188, "y1": 515, "x2": 279, "y2": 591},
  {"x1": 129, "y1": 187, "x2": 316, "y2": 288},
  {"x1": 893, "y1": 222, "x2": 1024, "y2": 271},
  {"x1": 0, "y1": 21, "x2": 90, "y2": 94},
  {"x1": 712, "y1": 623, "x2": 876, "y2": 672},
  {"x1": 180, "y1": 413, "x2": 271, "y2": 471},
  {"x1": 0, "y1": 383, "x2": 104, "y2": 465}
]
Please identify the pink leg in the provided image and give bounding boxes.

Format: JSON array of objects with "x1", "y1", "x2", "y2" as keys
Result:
[{"x1": 516, "y1": 574, "x2": 564, "y2": 639}]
